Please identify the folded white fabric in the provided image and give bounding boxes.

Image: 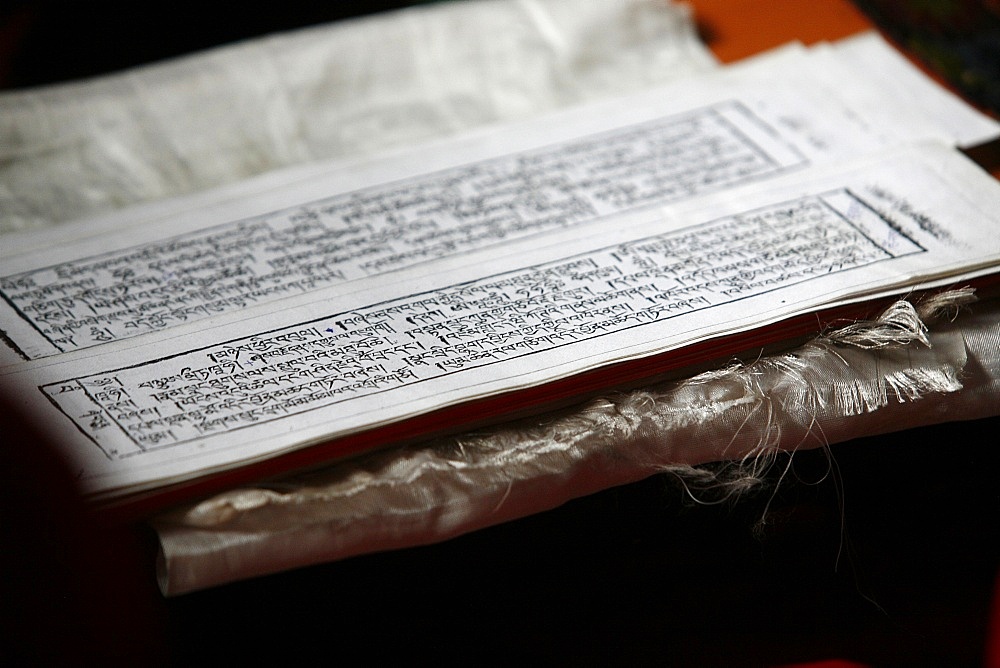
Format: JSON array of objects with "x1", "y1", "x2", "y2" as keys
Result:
[
  {"x1": 153, "y1": 292, "x2": 1000, "y2": 595},
  {"x1": 0, "y1": 0, "x2": 715, "y2": 232}
]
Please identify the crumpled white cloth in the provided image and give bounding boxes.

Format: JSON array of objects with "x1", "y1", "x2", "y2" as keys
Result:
[
  {"x1": 0, "y1": 0, "x2": 715, "y2": 232},
  {"x1": 153, "y1": 292, "x2": 1000, "y2": 595}
]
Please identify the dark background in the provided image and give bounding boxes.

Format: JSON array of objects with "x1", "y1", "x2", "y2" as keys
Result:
[
  {"x1": 0, "y1": 1, "x2": 430, "y2": 90},
  {"x1": 1, "y1": 1, "x2": 998, "y2": 665}
]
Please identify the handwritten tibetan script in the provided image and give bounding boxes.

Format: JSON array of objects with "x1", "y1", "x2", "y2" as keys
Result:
[
  {"x1": 2, "y1": 102, "x2": 804, "y2": 356},
  {"x1": 41, "y1": 189, "x2": 921, "y2": 459}
]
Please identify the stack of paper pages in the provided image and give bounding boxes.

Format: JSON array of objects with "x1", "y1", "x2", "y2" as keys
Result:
[{"x1": 1, "y1": 2, "x2": 998, "y2": 593}]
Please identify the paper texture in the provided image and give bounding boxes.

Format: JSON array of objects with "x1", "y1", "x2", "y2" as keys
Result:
[
  {"x1": 2, "y1": 30, "x2": 996, "y2": 361},
  {"x1": 3, "y1": 140, "x2": 1000, "y2": 500}
]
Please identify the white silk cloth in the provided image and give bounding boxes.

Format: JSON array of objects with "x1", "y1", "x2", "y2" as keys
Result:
[
  {"x1": 153, "y1": 294, "x2": 1000, "y2": 595},
  {"x1": 0, "y1": 0, "x2": 715, "y2": 233}
]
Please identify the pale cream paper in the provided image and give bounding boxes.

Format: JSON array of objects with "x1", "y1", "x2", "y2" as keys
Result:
[
  {"x1": 3, "y1": 31, "x2": 996, "y2": 364},
  {"x1": 3, "y1": 140, "x2": 999, "y2": 499}
]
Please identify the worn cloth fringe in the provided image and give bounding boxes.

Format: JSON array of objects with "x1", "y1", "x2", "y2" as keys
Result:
[{"x1": 154, "y1": 290, "x2": 1000, "y2": 595}]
